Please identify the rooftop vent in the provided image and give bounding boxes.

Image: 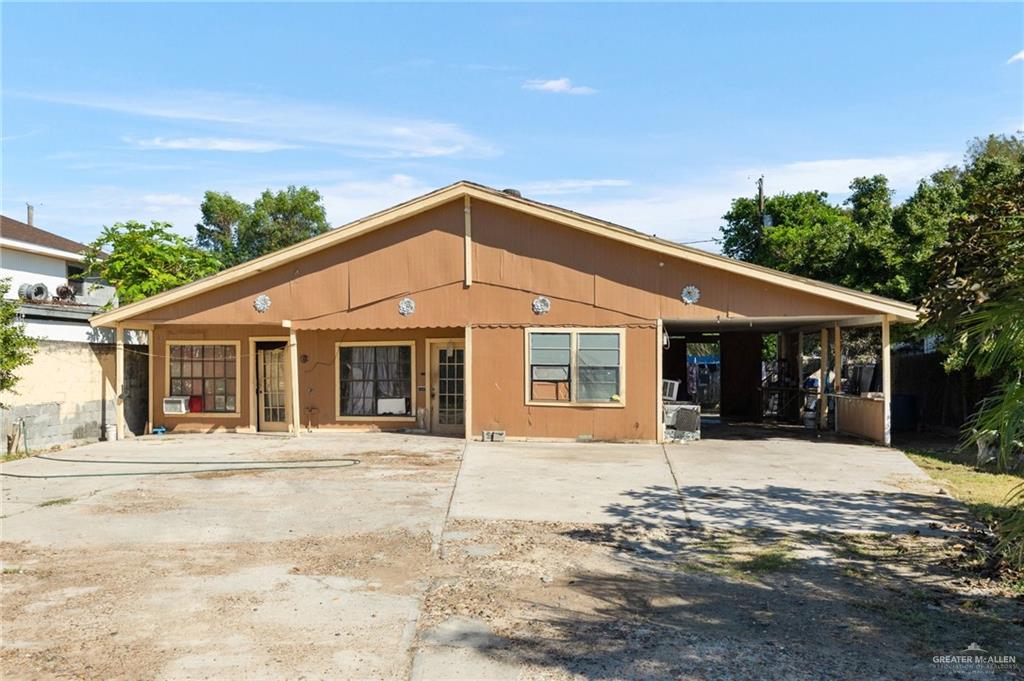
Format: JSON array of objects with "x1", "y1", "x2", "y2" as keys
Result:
[{"x1": 501, "y1": 188, "x2": 522, "y2": 198}]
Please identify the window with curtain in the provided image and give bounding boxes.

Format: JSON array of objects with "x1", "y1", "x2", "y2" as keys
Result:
[
  {"x1": 168, "y1": 344, "x2": 237, "y2": 412},
  {"x1": 527, "y1": 330, "x2": 623, "y2": 404},
  {"x1": 339, "y1": 345, "x2": 412, "y2": 416}
]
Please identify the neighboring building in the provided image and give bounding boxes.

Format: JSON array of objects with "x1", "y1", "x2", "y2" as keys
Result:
[
  {"x1": 1, "y1": 214, "x2": 145, "y2": 451},
  {"x1": 91, "y1": 182, "x2": 917, "y2": 445},
  {"x1": 1, "y1": 214, "x2": 117, "y2": 341}
]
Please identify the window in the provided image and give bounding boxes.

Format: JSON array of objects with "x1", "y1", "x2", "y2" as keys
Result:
[
  {"x1": 168, "y1": 344, "x2": 238, "y2": 413},
  {"x1": 529, "y1": 333, "x2": 571, "y2": 401},
  {"x1": 577, "y1": 333, "x2": 621, "y2": 402},
  {"x1": 527, "y1": 329, "x2": 624, "y2": 405},
  {"x1": 338, "y1": 344, "x2": 413, "y2": 417}
]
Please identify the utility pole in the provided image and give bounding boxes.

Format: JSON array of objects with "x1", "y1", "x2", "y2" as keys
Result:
[{"x1": 757, "y1": 175, "x2": 765, "y2": 217}]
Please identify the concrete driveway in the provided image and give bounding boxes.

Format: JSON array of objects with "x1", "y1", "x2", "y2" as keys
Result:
[
  {"x1": 2, "y1": 429, "x2": 982, "y2": 680},
  {"x1": 452, "y1": 430, "x2": 966, "y2": 534}
]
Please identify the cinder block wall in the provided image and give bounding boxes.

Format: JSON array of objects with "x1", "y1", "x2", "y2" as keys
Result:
[{"x1": 0, "y1": 340, "x2": 146, "y2": 451}]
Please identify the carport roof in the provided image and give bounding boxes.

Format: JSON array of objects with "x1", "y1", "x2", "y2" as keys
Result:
[{"x1": 91, "y1": 181, "x2": 919, "y2": 327}]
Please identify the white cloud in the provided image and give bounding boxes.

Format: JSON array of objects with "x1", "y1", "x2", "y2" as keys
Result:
[
  {"x1": 522, "y1": 78, "x2": 597, "y2": 95},
  {"x1": 739, "y1": 152, "x2": 956, "y2": 196},
  {"x1": 567, "y1": 151, "x2": 957, "y2": 251},
  {"x1": 129, "y1": 136, "x2": 297, "y2": 152},
  {"x1": 517, "y1": 179, "x2": 631, "y2": 196},
  {"x1": 16, "y1": 90, "x2": 498, "y2": 159},
  {"x1": 319, "y1": 174, "x2": 436, "y2": 225},
  {"x1": 142, "y1": 193, "x2": 193, "y2": 207},
  {"x1": 1007, "y1": 49, "x2": 1024, "y2": 64}
]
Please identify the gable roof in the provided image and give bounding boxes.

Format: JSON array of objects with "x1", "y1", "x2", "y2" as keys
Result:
[
  {"x1": 1, "y1": 214, "x2": 93, "y2": 256},
  {"x1": 90, "y1": 181, "x2": 918, "y2": 327}
]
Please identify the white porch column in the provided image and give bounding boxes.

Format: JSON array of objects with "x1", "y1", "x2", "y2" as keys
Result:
[
  {"x1": 833, "y1": 323, "x2": 841, "y2": 433},
  {"x1": 287, "y1": 323, "x2": 301, "y2": 436},
  {"x1": 819, "y1": 327, "x2": 829, "y2": 429},
  {"x1": 464, "y1": 324, "x2": 473, "y2": 441},
  {"x1": 656, "y1": 319, "x2": 665, "y2": 444},
  {"x1": 881, "y1": 314, "x2": 892, "y2": 446},
  {"x1": 115, "y1": 324, "x2": 125, "y2": 440}
]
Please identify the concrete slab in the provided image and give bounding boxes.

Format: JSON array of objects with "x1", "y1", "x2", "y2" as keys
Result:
[
  {"x1": 450, "y1": 441, "x2": 686, "y2": 525},
  {"x1": 668, "y1": 435, "x2": 968, "y2": 534}
]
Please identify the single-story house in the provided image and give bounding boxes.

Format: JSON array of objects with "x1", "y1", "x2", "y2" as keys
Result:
[{"x1": 90, "y1": 181, "x2": 917, "y2": 444}]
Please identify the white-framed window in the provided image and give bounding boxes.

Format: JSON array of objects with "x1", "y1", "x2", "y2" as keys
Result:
[
  {"x1": 336, "y1": 341, "x2": 415, "y2": 419},
  {"x1": 526, "y1": 328, "x2": 625, "y2": 406},
  {"x1": 166, "y1": 341, "x2": 240, "y2": 414}
]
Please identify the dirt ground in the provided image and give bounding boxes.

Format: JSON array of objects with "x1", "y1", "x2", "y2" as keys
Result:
[{"x1": 2, "y1": 433, "x2": 1022, "y2": 680}]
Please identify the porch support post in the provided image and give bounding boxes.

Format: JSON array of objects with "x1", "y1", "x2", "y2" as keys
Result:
[
  {"x1": 115, "y1": 324, "x2": 125, "y2": 440},
  {"x1": 464, "y1": 324, "x2": 473, "y2": 440},
  {"x1": 881, "y1": 314, "x2": 892, "y2": 446},
  {"x1": 833, "y1": 323, "x2": 841, "y2": 433},
  {"x1": 463, "y1": 196, "x2": 473, "y2": 287},
  {"x1": 287, "y1": 322, "x2": 301, "y2": 436},
  {"x1": 819, "y1": 327, "x2": 829, "y2": 429},
  {"x1": 656, "y1": 319, "x2": 665, "y2": 443}
]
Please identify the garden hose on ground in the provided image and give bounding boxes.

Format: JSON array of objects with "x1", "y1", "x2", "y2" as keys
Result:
[{"x1": 0, "y1": 455, "x2": 360, "y2": 479}]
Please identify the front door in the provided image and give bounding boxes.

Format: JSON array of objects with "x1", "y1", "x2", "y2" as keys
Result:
[
  {"x1": 430, "y1": 342, "x2": 465, "y2": 435},
  {"x1": 255, "y1": 341, "x2": 288, "y2": 432}
]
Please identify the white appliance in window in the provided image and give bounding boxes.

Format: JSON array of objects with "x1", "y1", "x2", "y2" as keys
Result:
[
  {"x1": 662, "y1": 379, "x2": 680, "y2": 402},
  {"x1": 377, "y1": 398, "x2": 406, "y2": 415},
  {"x1": 163, "y1": 396, "x2": 189, "y2": 415}
]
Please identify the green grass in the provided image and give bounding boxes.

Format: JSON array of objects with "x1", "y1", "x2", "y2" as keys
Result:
[
  {"x1": 38, "y1": 497, "x2": 75, "y2": 508},
  {"x1": 904, "y1": 447, "x2": 1022, "y2": 525}
]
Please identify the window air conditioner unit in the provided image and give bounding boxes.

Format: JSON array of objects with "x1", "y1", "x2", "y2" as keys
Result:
[
  {"x1": 662, "y1": 379, "x2": 681, "y2": 402},
  {"x1": 376, "y1": 398, "x2": 406, "y2": 415},
  {"x1": 163, "y1": 396, "x2": 190, "y2": 415}
]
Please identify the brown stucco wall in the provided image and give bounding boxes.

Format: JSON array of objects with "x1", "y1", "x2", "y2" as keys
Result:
[{"x1": 472, "y1": 325, "x2": 659, "y2": 441}]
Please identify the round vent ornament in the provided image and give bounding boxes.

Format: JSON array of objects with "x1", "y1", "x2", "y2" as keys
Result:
[
  {"x1": 253, "y1": 294, "x2": 272, "y2": 313},
  {"x1": 680, "y1": 285, "x2": 701, "y2": 305},
  {"x1": 532, "y1": 296, "x2": 551, "y2": 315},
  {"x1": 398, "y1": 297, "x2": 416, "y2": 316}
]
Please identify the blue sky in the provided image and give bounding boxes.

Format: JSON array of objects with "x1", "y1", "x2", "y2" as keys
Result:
[{"x1": 3, "y1": 2, "x2": 1022, "y2": 250}]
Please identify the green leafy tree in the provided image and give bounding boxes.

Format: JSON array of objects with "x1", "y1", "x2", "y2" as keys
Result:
[
  {"x1": 891, "y1": 167, "x2": 963, "y2": 299},
  {"x1": 197, "y1": 186, "x2": 330, "y2": 268},
  {"x1": 83, "y1": 221, "x2": 222, "y2": 305},
  {"x1": 721, "y1": 191, "x2": 855, "y2": 284},
  {"x1": 843, "y1": 175, "x2": 904, "y2": 298},
  {"x1": 195, "y1": 191, "x2": 249, "y2": 267},
  {"x1": 0, "y1": 278, "x2": 38, "y2": 407}
]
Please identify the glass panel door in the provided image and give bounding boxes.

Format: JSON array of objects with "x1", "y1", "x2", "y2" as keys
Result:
[
  {"x1": 257, "y1": 343, "x2": 288, "y2": 432},
  {"x1": 431, "y1": 343, "x2": 464, "y2": 435}
]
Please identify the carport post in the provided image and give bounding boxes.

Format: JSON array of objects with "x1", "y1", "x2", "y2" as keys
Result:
[
  {"x1": 115, "y1": 324, "x2": 125, "y2": 440},
  {"x1": 819, "y1": 327, "x2": 829, "y2": 429},
  {"x1": 833, "y1": 323, "x2": 841, "y2": 433},
  {"x1": 881, "y1": 314, "x2": 892, "y2": 446}
]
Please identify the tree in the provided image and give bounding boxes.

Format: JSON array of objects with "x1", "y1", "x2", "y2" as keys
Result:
[
  {"x1": 82, "y1": 221, "x2": 222, "y2": 305},
  {"x1": 0, "y1": 278, "x2": 38, "y2": 407},
  {"x1": 195, "y1": 191, "x2": 249, "y2": 267},
  {"x1": 721, "y1": 191, "x2": 855, "y2": 284},
  {"x1": 843, "y1": 175, "x2": 904, "y2": 298},
  {"x1": 891, "y1": 167, "x2": 962, "y2": 300},
  {"x1": 197, "y1": 186, "x2": 330, "y2": 268}
]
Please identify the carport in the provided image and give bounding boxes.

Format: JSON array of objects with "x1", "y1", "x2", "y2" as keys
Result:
[{"x1": 661, "y1": 312, "x2": 906, "y2": 445}]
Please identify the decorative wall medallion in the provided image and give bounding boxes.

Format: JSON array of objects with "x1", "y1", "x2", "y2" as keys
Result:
[
  {"x1": 680, "y1": 285, "x2": 701, "y2": 305},
  {"x1": 398, "y1": 297, "x2": 416, "y2": 316},
  {"x1": 532, "y1": 296, "x2": 551, "y2": 315},
  {"x1": 253, "y1": 294, "x2": 272, "y2": 313}
]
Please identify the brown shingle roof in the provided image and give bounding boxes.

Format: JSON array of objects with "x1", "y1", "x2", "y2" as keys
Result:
[{"x1": 0, "y1": 215, "x2": 92, "y2": 255}]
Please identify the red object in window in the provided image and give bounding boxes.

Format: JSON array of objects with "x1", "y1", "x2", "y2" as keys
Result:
[{"x1": 188, "y1": 396, "x2": 203, "y2": 413}]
